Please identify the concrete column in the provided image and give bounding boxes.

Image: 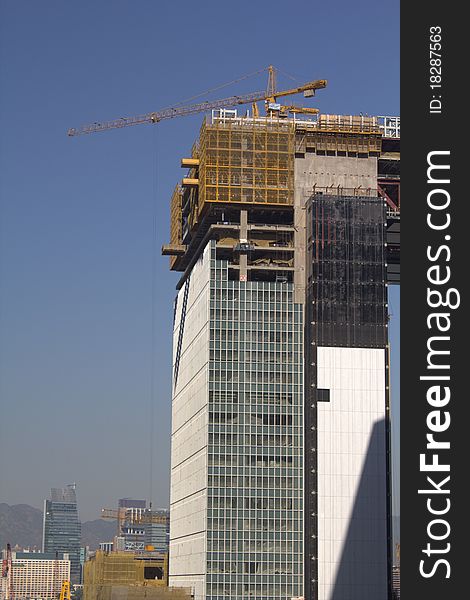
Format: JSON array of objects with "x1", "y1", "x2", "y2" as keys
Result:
[
  {"x1": 240, "y1": 209, "x2": 248, "y2": 238},
  {"x1": 240, "y1": 210, "x2": 248, "y2": 281}
]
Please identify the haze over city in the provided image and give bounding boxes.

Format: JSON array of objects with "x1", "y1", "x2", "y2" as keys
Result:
[{"x1": 0, "y1": 1, "x2": 399, "y2": 524}]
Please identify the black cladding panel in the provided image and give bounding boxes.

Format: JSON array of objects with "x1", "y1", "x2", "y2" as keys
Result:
[
  {"x1": 307, "y1": 194, "x2": 388, "y2": 348},
  {"x1": 304, "y1": 195, "x2": 390, "y2": 600}
]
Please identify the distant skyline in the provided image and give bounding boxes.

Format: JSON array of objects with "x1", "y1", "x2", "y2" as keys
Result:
[{"x1": 0, "y1": 0, "x2": 399, "y2": 521}]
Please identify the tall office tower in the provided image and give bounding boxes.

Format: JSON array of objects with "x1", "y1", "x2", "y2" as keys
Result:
[
  {"x1": 43, "y1": 484, "x2": 81, "y2": 584},
  {"x1": 163, "y1": 111, "x2": 400, "y2": 600}
]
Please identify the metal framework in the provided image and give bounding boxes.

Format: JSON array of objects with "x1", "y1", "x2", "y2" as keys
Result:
[
  {"x1": 169, "y1": 185, "x2": 183, "y2": 269},
  {"x1": 198, "y1": 116, "x2": 294, "y2": 210},
  {"x1": 377, "y1": 116, "x2": 401, "y2": 139},
  {"x1": 67, "y1": 79, "x2": 327, "y2": 137}
]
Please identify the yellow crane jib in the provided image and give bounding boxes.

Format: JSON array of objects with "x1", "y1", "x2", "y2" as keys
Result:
[
  {"x1": 67, "y1": 78, "x2": 328, "y2": 137},
  {"x1": 278, "y1": 105, "x2": 321, "y2": 116},
  {"x1": 101, "y1": 507, "x2": 168, "y2": 525},
  {"x1": 264, "y1": 79, "x2": 327, "y2": 104}
]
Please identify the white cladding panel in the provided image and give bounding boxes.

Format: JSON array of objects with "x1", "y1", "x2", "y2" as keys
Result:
[
  {"x1": 317, "y1": 346, "x2": 388, "y2": 600},
  {"x1": 169, "y1": 245, "x2": 211, "y2": 599}
]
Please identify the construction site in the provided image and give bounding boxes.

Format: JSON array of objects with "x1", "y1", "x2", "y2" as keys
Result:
[
  {"x1": 68, "y1": 66, "x2": 400, "y2": 600},
  {"x1": 82, "y1": 551, "x2": 190, "y2": 600},
  {"x1": 100, "y1": 499, "x2": 169, "y2": 554}
]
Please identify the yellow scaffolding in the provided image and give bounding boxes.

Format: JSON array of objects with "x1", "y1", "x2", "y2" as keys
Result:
[
  {"x1": 300, "y1": 130, "x2": 382, "y2": 154},
  {"x1": 84, "y1": 552, "x2": 163, "y2": 587},
  {"x1": 296, "y1": 113, "x2": 382, "y2": 155},
  {"x1": 197, "y1": 117, "x2": 294, "y2": 217},
  {"x1": 169, "y1": 185, "x2": 183, "y2": 269},
  {"x1": 87, "y1": 587, "x2": 191, "y2": 600},
  {"x1": 83, "y1": 552, "x2": 190, "y2": 600},
  {"x1": 166, "y1": 113, "x2": 384, "y2": 270}
]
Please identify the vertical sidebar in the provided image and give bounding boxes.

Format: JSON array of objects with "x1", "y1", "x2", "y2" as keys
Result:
[{"x1": 401, "y1": 4, "x2": 464, "y2": 599}]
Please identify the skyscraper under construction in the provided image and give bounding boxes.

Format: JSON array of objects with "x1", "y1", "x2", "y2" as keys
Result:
[{"x1": 163, "y1": 109, "x2": 400, "y2": 600}]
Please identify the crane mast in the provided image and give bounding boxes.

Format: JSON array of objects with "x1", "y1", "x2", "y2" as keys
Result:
[
  {"x1": 59, "y1": 580, "x2": 71, "y2": 600},
  {"x1": 3, "y1": 544, "x2": 14, "y2": 600}
]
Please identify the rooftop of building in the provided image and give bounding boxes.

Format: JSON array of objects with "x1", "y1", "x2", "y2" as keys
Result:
[{"x1": 11, "y1": 551, "x2": 70, "y2": 561}]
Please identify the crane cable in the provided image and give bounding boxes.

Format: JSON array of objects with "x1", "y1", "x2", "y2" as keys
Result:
[
  {"x1": 275, "y1": 66, "x2": 304, "y2": 84},
  {"x1": 148, "y1": 127, "x2": 159, "y2": 510},
  {"x1": 156, "y1": 66, "x2": 270, "y2": 112},
  {"x1": 147, "y1": 67, "x2": 268, "y2": 506}
]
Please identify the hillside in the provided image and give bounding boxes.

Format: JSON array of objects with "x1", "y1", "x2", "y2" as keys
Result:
[
  {"x1": 0, "y1": 503, "x2": 43, "y2": 549},
  {"x1": 0, "y1": 503, "x2": 116, "y2": 550}
]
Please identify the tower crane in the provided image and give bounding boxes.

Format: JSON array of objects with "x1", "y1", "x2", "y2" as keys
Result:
[
  {"x1": 101, "y1": 508, "x2": 168, "y2": 553},
  {"x1": 67, "y1": 67, "x2": 327, "y2": 136},
  {"x1": 68, "y1": 71, "x2": 327, "y2": 550},
  {"x1": 2, "y1": 543, "x2": 14, "y2": 600},
  {"x1": 101, "y1": 508, "x2": 167, "y2": 525},
  {"x1": 101, "y1": 507, "x2": 168, "y2": 544}
]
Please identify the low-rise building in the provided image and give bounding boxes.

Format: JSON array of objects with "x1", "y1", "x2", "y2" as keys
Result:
[
  {"x1": 0, "y1": 550, "x2": 70, "y2": 600},
  {"x1": 83, "y1": 551, "x2": 190, "y2": 600}
]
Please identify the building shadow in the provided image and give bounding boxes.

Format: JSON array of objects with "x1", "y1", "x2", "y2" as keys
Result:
[{"x1": 328, "y1": 418, "x2": 390, "y2": 600}]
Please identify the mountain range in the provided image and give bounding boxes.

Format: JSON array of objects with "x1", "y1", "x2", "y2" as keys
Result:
[
  {"x1": 0, "y1": 503, "x2": 116, "y2": 550},
  {"x1": 1, "y1": 503, "x2": 400, "y2": 554}
]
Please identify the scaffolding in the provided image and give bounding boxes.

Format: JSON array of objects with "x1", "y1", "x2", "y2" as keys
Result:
[
  {"x1": 197, "y1": 116, "x2": 295, "y2": 216},
  {"x1": 170, "y1": 186, "x2": 182, "y2": 246},
  {"x1": 165, "y1": 111, "x2": 398, "y2": 276},
  {"x1": 317, "y1": 113, "x2": 380, "y2": 133},
  {"x1": 83, "y1": 551, "x2": 166, "y2": 587},
  {"x1": 169, "y1": 185, "x2": 183, "y2": 269},
  {"x1": 87, "y1": 587, "x2": 191, "y2": 600},
  {"x1": 292, "y1": 113, "x2": 382, "y2": 156},
  {"x1": 83, "y1": 552, "x2": 189, "y2": 600}
]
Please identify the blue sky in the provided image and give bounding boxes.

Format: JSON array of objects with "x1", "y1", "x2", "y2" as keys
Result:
[{"x1": 0, "y1": 0, "x2": 399, "y2": 521}]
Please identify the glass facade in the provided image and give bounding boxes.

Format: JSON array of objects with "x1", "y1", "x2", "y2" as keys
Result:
[
  {"x1": 307, "y1": 194, "x2": 388, "y2": 348},
  {"x1": 145, "y1": 510, "x2": 170, "y2": 554},
  {"x1": 43, "y1": 485, "x2": 81, "y2": 584},
  {"x1": 206, "y1": 246, "x2": 304, "y2": 600}
]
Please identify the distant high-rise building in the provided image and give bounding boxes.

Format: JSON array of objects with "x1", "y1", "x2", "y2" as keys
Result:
[
  {"x1": 80, "y1": 546, "x2": 90, "y2": 584},
  {"x1": 110, "y1": 500, "x2": 169, "y2": 554},
  {"x1": 392, "y1": 566, "x2": 400, "y2": 599},
  {"x1": 144, "y1": 509, "x2": 170, "y2": 554},
  {"x1": 42, "y1": 484, "x2": 81, "y2": 584},
  {"x1": 119, "y1": 498, "x2": 146, "y2": 510},
  {"x1": 116, "y1": 499, "x2": 147, "y2": 552}
]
